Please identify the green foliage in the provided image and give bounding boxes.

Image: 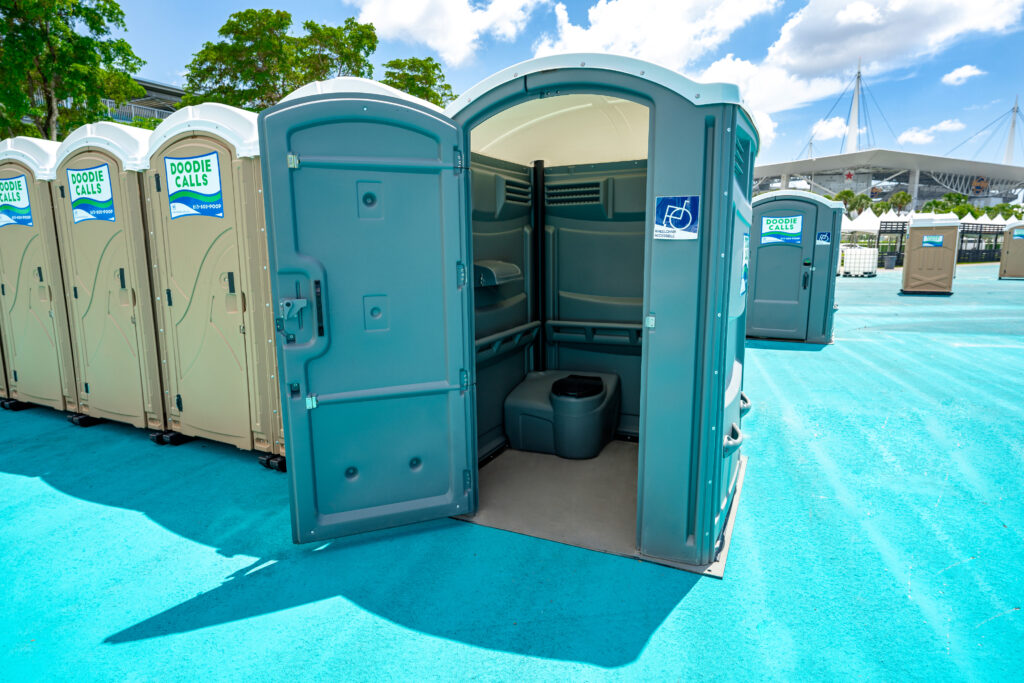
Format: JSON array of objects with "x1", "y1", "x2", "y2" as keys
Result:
[
  {"x1": 871, "y1": 200, "x2": 891, "y2": 216},
  {"x1": 182, "y1": 10, "x2": 379, "y2": 111},
  {"x1": 295, "y1": 18, "x2": 378, "y2": 82},
  {"x1": 130, "y1": 116, "x2": 165, "y2": 130},
  {"x1": 848, "y1": 193, "x2": 871, "y2": 217},
  {"x1": 381, "y1": 57, "x2": 456, "y2": 107},
  {"x1": 0, "y1": 0, "x2": 145, "y2": 140},
  {"x1": 889, "y1": 191, "x2": 912, "y2": 214},
  {"x1": 833, "y1": 189, "x2": 856, "y2": 209}
]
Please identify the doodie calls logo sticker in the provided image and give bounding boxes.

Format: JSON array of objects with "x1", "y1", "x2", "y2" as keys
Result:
[
  {"x1": 67, "y1": 164, "x2": 115, "y2": 223},
  {"x1": 0, "y1": 175, "x2": 33, "y2": 227},
  {"x1": 761, "y1": 216, "x2": 802, "y2": 244},
  {"x1": 165, "y1": 152, "x2": 223, "y2": 219}
]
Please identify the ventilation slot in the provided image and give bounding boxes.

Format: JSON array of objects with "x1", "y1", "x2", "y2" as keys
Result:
[
  {"x1": 546, "y1": 182, "x2": 601, "y2": 206},
  {"x1": 733, "y1": 140, "x2": 750, "y2": 196},
  {"x1": 504, "y1": 179, "x2": 531, "y2": 205}
]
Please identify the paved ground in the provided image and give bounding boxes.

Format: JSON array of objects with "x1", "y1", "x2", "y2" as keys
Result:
[{"x1": 1, "y1": 263, "x2": 1022, "y2": 681}]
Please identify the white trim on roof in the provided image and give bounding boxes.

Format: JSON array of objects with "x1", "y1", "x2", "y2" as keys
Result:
[
  {"x1": 0, "y1": 136, "x2": 61, "y2": 180},
  {"x1": 280, "y1": 76, "x2": 443, "y2": 113},
  {"x1": 148, "y1": 103, "x2": 259, "y2": 159},
  {"x1": 57, "y1": 122, "x2": 152, "y2": 171},
  {"x1": 910, "y1": 213, "x2": 960, "y2": 228},
  {"x1": 753, "y1": 189, "x2": 844, "y2": 210}
]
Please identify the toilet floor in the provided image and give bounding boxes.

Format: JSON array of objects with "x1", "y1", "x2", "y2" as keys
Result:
[{"x1": 461, "y1": 440, "x2": 638, "y2": 558}]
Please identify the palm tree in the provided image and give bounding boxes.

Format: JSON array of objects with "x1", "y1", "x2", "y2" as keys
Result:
[
  {"x1": 871, "y1": 200, "x2": 892, "y2": 216},
  {"x1": 890, "y1": 191, "x2": 912, "y2": 214},
  {"x1": 849, "y1": 193, "x2": 872, "y2": 217}
]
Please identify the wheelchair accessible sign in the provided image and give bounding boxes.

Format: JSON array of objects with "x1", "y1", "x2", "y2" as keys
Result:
[{"x1": 654, "y1": 195, "x2": 700, "y2": 240}]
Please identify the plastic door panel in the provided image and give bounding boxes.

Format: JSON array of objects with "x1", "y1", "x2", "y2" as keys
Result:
[
  {"x1": 748, "y1": 200, "x2": 817, "y2": 340},
  {"x1": 0, "y1": 166, "x2": 66, "y2": 409},
  {"x1": 57, "y1": 152, "x2": 149, "y2": 424},
  {"x1": 149, "y1": 137, "x2": 253, "y2": 448},
  {"x1": 260, "y1": 94, "x2": 475, "y2": 542}
]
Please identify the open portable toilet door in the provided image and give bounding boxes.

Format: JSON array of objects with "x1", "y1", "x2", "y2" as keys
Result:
[{"x1": 259, "y1": 55, "x2": 758, "y2": 572}]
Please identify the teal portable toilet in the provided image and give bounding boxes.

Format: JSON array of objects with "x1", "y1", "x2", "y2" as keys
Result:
[
  {"x1": 258, "y1": 54, "x2": 758, "y2": 574},
  {"x1": 747, "y1": 190, "x2": 843, "y2": 343}
]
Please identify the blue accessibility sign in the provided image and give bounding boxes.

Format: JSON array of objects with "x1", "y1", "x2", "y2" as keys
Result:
[
  {"x1": 654, "y1": 195, "x2": 700, "y2": 240},
  {"x1": 815, "y1": 231, "x2": 831, "y2": 245}
]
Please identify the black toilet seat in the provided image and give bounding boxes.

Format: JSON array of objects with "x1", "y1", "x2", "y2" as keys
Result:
[{"x1": 551, "y1": 374, "x2": 604, "y2": 399}]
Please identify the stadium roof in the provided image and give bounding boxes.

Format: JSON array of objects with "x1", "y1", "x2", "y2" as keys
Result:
[{"x1": 755, "y1": 148, "x2": 1024, "y2": 195}]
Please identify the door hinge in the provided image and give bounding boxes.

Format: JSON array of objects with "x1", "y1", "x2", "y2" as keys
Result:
[
  {"x1": 175, "y1": 394, "x2": 183, "y2": 411},
  {"x1": 456, "y1": 261, "x2": 467, "y2": 288},
  {"x1": 459, "y1": 369, "x2": 469, "y2": 392},
  {"x1": 454, "y1": 148, "x2": 464, "y2": 174},
  {"x1": 305, "y1": 395, "x2": 319, "y2": 410},
  {"x1": 239, "y1": 324, "x2": 246, "y2": 335},
  {"x1": 463, "y1": 469, "x2": 472, "y2": 492},
  {"x1": 154, "y1": 173, "x2": 161, "y2": 193},
  {"x1": 286, "y1": 153, "x2": 300, "y2": 169},
  {"x1": 165, "y1": 289, "x2": 173, "y2": 306}
]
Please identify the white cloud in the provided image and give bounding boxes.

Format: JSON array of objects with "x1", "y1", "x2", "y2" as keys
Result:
[
  {"x1": 348, "y1": 0, "x2": 546, "y2": 66},
  {"x1": 897, "y1": 118, "x2": 966, "y2": 144},
  {"x1": 767, "y1": 0, "x2": 1024, "y2": 79},
  {"x1": 942, "y1": 64, "x2": 986, "y2": 85},
  {"x1": 533, "y1": 0, "x2": 780, "y2": 69},
  {"x1": 835, "y1": 1, "x2": 882, "y2": 25},
  {"x1": 812, "y1": 116, "x2": 848, "y2": 140}
]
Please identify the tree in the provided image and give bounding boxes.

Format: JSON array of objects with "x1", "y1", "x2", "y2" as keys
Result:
[
  {"x1": 381, "y1": 57, "x2": 455, "y2": 107},
  {"x1": 848, "y1": 193, "x2": 871, "y2": 217},
  {"x1": 182, "y1": 10, "x2": 378, "y2": 111},
  {"x1": 890, "y1": 191, "x2": 912, "y2": 214},
  {"x1": 871, "y1": 200, "x2": 891, "y2": 216},
  {"x1": 295, "y1": 18, "x2": 377, "y2": 82},
  {"x1": 0, "y1": 0, "x2": 145, "y2": 140},
  {"x1": 834, "y1": 189, "x2": 856, "y2": 210}
]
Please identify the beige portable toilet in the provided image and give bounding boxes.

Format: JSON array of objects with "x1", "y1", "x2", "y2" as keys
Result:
[
  {"x1": 902, "y1": 213, "x2": 959, "y2": 295},
  {"x1": 999, "y1": 219, "x2": 1024, "y2": 279},
  {"x1": 0, "y1": 137, "x2": 78, "y2": 412},
  {"x1": 53, "y1": 123, "x2": 165, "y2": 429},
  {"x1": 143, "y1": 103, "x2": 283, "y2": 454}
]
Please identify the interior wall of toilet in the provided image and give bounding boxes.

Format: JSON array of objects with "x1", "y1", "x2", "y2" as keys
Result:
[{"x1": 469, "y1": 94, "x2": 650, "y2": 458}]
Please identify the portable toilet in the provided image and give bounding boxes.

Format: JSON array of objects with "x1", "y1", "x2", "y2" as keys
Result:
[
  {"x1": 0, "y1": 137, "x2": 78, "y2": 411},
  {"x1": 747, "y1": 190, "x2": 843, "y2": 343},
  {"x1": 258, "y1": 54, "x2": 757, "y2": 574},
  {"x1": 143, "y1": 104, "x2": 283, "y2": 453},
  {"x1": 52, "y1": 123, "x2": 165, "y2": 429},
  {"x1": 999, "y1": 220, "x2": 1024, "y2": 279},
  {"x1": 903, "y1": 214, "x2": 959, "y2": 295}
]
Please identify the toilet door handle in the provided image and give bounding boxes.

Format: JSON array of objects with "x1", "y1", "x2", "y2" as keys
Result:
[
  {"x1": 723, "y1": 422, "x2": 743, "y2": 454},
  {"x1": 802, "y1": 272, "x2": 809, "y2": 289},
  {"x1": 739, "y1": 392, "x2": 751, "y2": 417}
]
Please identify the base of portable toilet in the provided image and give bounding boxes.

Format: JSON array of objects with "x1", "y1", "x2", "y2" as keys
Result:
[{"x1": 463, "y1": 451, "x2": 747, "y2": 578}]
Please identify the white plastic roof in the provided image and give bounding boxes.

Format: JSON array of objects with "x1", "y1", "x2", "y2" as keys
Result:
[
  {"x1": 470, "y1": 94, "x2": 649, "y2": 166},
  {"x1": 0, "y1": 136, "x2": 60, "y2": 180},
  {"x1": 280, "y1": 76, "x2": 444, "y2": 113},
  {"x1": 57, "y1": 122, "x2": 152, "y2": 171},
  {"x1": 910, "y1": 212, "x2": 960, "y2": 228},
  {"x1": 148, "y1": 103, "x2": 259, "y2": 159},
  {"x1": 840, "y1": 214, "x2": 857, "y2": 233},
  {"x1": 446, "y1": 53, "x2": 756, "y2": 147},
  {"x1": 753, "y1": 189, "x2": 845, "y2": 210}
]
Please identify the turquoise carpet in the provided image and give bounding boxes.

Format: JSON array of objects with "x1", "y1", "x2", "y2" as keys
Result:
[{"x1": 1, "y1": 263, "x2": 1022, "y2": 680}]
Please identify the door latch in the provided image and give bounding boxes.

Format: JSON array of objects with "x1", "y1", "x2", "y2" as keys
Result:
[{"x1": 280, "y1": 297, "x2": 308, "y2": 319}]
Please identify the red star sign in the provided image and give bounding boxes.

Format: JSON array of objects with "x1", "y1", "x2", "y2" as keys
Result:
[{"x1": 845, "y1": 172, "x2": 854, "y2": 180}]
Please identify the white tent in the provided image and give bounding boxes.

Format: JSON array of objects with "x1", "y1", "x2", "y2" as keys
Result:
[
  {"x1": 849, "y1": 208, "x2": 881, "y2": 234},
  {"x1": 840, "y1": 213, "x2": 858, "y2": 234}
]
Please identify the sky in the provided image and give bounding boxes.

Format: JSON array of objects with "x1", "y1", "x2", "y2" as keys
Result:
[{"x1": 114, "y1": 0, "x2": 1024, "y2": 165}]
